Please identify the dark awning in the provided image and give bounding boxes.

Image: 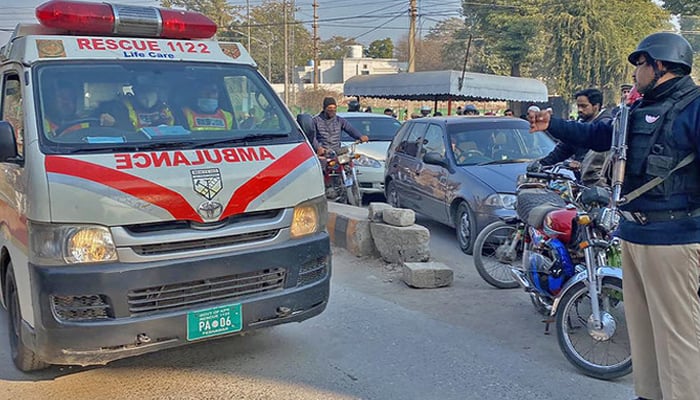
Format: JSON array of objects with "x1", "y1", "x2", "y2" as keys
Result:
[{"x1": 343, "y1": 70, "x2": 548, "y2": 102}]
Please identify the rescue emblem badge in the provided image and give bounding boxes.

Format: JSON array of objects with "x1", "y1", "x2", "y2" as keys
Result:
[
  {"x1": 36, "y1": 39, "x2": 66, "y2": 58},
  {"x1": 191, "y1": 168, "x2": 223, "y2": 219}
]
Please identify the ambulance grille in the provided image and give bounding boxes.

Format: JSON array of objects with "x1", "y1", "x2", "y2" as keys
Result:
[
  {"x1": 131, "y1": 229, "x2": 279, "y2": 255},
  {"x1": 51, "y1": 295, "x2": 112, "y2": 321},
  {"x1": 127, "y1": 268, "x2": 286, "y2": 315},
  {"x1": 112, "y1": 5, "x2": 161, "y2": 37}
]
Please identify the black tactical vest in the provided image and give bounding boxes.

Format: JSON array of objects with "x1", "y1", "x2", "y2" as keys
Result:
[{"x1": 623, "y1": 76, "x2": 700, "y2": 204}]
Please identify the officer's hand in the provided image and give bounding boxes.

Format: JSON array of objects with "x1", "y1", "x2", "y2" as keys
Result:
[
  {"x1": 100, "y1": 113, "x2": 116, "y2": 127},
  {"x1": 528, "y1": 109, "x2": 551, "y2": 133},
  {"x1": 526, "y1": 160, "x2": 542, "y2": 172},
  {"x1": 360, "y1": 135, "x2": 369, "y2": 143},
  {"x1": 565, "y1": 160, "x2": 581, "y2": 170}
]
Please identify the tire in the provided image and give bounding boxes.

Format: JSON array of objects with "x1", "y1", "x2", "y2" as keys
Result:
[
  {"x1": 6, "y1": 265, "x2": 49, "y2": 372},
  {"x1": 473, "y1": 221, "x2": 520, "y2": 289},
  {"x1": 386, "y1": 180, "x2": 400, "y2": 208},
  {"x1": 455, "y1": 202, "x2": 476, "y2": 255},
  {"x1": 555, "y1": 278, "x2": 631, "y2": 380}
]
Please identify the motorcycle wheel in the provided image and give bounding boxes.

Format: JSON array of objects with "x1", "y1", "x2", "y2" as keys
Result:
[
  {"x1": 346, "y1": 179, "x2": 361, "y2": 206},
  {"x1": 555, "y1": 277, "x2": 631, "y2": 380},
  {"x1": 472, "y1": 221, "x2": 520, "y2": 289}
]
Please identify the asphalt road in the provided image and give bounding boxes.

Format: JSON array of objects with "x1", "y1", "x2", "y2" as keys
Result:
[{"x1": 0, "y1": 213, "x2": 634, "y2": 400}]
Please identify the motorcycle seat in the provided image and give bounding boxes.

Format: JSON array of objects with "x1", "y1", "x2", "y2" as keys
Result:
[{"x1": 527, "y1": 203, "x2": 566, "y2": 228}]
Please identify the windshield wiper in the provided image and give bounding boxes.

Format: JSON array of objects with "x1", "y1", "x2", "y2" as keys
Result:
[
  {"x1": 64, "y1": 140, "x2": 198, "y2": 154},
  {"x1": 193, "y1": 133, "x2": 290, "y2": 148},
  {"x1": 477, "y1": 158, "x2": 531, "y2": 166}
]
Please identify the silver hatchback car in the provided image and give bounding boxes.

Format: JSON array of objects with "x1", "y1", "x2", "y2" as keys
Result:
[
  {"x1": 339, "y1": 112, "x2": 402, "y2": 199},
  {"x1": 384, "y1": 116, "x2": 556, "y2": 254}
]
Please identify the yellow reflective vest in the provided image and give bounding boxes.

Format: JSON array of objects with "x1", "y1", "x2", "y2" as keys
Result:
[{"x1": 183, "y1": 107, "x2": 234, "y2": 131}]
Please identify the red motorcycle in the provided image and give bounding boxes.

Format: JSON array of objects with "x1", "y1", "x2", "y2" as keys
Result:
[
  {"x1": 321, "y1": 142, "x2": 362, "y2": 206},
  {"x1": 472, "y1": 165, "x2": 629, "y2": 380}
]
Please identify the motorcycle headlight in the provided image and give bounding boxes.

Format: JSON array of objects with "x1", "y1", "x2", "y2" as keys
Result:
[
  {"x1": 354, "y1": 154, "x2": 382, "y2": 168},
  {"x1": 290, "y1": 196, "x2": 328, "y2": 238},
  {"x1": 29, "y1": 222, "x2": 117, "y2": 265},
  {"x1": 484, "y1": 193, "x2": 517, "y2": 210}
]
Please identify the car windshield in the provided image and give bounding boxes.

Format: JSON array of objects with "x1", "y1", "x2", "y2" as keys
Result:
[
  {"x1": 448, "y1": 122, "x2": 555, "y2": 166},
  {"x1": 35, "y1": 61, "x2": 299, "y2": 154},
  {"x1": 341, "y1": 116, "x2": 402, "y2": 142}
]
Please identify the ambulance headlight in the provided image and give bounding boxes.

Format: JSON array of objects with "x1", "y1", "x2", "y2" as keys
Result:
[
  {"x1": 290, "y1": 196, "x2": 327, "y2": 238},
  {"x1": 30, "y1": 222, "x2": 118, "y2": 265}
]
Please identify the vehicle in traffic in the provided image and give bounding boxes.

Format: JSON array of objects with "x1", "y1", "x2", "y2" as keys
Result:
[
  {"x1": 339, "y1": 112, "x2": 402, "y2": 200},
  {"x1": 0, "y1": 0, "x2": 330, "y2": 372},
  {"x1": 384, "y1": 116, "x2": 556, "y2": 254}
]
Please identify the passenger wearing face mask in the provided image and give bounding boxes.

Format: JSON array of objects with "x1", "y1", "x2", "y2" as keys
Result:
[
  {"x1": 99, "y1": 80, "x2": 175, "y2": 131},
  {"x1": 182, "y1": 83, "x2": 234, "y2": 131}
]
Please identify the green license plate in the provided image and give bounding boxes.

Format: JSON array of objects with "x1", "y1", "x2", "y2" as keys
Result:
[{"x1": 186, "y1": 303, "x2": 242, "y2": 341}]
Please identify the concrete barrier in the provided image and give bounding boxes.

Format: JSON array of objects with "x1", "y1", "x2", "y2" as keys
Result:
[{"x1": 327, "y1": 202, "x2": 377, "y2": 257}]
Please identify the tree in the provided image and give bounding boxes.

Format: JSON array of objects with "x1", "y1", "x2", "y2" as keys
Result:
[
  {"x1": 661, "y1": 0, "x2": 700, "y2": 15},
  {"x1": 297, "y1": 88, "x2": 341, "y2": 114},
  {"x1": 540, "y1": 0, "x2": 669, "y2": 101},
  {"x1": 318, "y1": 36, "x2": 360, "y2": 60},
  {"x1": 365, "y1": 38, "x2": 394, "y2": 58},
  {"x1": 227, "y1": 0, "x2": 313, "y2": 84}
]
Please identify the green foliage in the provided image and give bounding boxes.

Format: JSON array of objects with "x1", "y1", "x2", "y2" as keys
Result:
[
  {"x1": 160, "y1": 0, "x2": 241, "y2": 37},
  {"x1": 661, "y1": 0, "x2": 700, "y2": 15},
  {"x1": 365, "y1": 38, "x2": 394, "y2": 58},
  {"x1": 539, "y1": 0, "x2": 669, "y2": 102},
  {"x1": 319, "y1": 36, "x2": 360, "y2": 60}
]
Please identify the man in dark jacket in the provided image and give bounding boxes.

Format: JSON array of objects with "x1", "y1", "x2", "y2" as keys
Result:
[
  {"x1": 529, "y1": 32, "x2": 700, "y2": 400},
  {"x1": 312, "y1": 97, "x2": 368, "y2": 155}
]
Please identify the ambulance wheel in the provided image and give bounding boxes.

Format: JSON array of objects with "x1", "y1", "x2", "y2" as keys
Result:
[
  {"x1": 6, "y1": 265, "x2": 49, "y2": 372},
  {"x1": 54, "y1": 117, "x2": 100, "y2": 136}
]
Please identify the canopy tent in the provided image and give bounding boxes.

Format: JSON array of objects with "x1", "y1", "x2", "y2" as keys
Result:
[{"x1": 343, "y1": 70, "x2": 548, "y2": 103}]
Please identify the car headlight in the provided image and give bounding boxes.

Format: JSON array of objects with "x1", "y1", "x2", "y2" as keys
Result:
[
  {"x1": 484, "y1": 193, "x2": 517, "y2": 210},
  {"x1": 29, "y1": 222, "x2": 117, "y2": 265},
  {"x1": 354, "y1": 154, "x2": 382, "y2": 168},
  {"x1": 290, "y1": 196, "x2": 328, "y2": 238}
]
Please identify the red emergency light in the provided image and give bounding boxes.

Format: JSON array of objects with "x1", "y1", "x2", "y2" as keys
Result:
[{"x1": 35, "y1": 0, "x2": 217, "y2": 40}]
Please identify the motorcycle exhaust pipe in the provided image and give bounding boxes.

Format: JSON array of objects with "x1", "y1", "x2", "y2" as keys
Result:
[{"x1": 510, "y1": 268, "x2": 531, "y2": 290}]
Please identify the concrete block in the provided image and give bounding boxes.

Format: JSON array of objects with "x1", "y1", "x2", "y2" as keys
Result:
[
  {"x1": 327, "y1": 203, "x2": 377, "y2": 257},
  {"x1": 370, "y1": 222, "x2": 430, "y2": 263},
  {"x1": 368, "y1": 202, "x2": 393, "y2": 222},
  {"x1": 382, "y1": 208, "x2": 415, "y2": 227},
  {"x1": 402, "y1": 262, "x2": 453, "y2": 288}
]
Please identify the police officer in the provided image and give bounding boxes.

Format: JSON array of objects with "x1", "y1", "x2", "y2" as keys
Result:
[{"x1": 529, "y1": 32, "x2": 700, "y2": 400}]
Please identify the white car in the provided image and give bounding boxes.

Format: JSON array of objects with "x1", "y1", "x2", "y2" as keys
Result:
[{"x1": 338, "y1": 112, "x2": 402, "y2": 198}]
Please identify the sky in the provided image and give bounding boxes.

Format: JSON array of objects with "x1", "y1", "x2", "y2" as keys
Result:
[{"x1": 0, "y1": 0, "x2": 463, "y2": 47}]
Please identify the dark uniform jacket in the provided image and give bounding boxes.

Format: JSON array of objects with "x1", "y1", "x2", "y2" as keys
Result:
[
  {"x1": 539, "y1": 109, "x2": 612, "y2": 167},
  {"x1": 546, "y1": 76, "x2": 700, "y2": 245}
]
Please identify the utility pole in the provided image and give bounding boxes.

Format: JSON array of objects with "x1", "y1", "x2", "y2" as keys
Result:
[
  {"x1": 408, "y1": 0, "x2": 417, "y2": 72},
  {"x1": 291, "y1": 0, "x2": 296, "y2": 107},
  {"x1": 283, "y1": 0, "x2": 289, "y2": 104},
  {"x1": 246, "y1": 0, "x2": 250, "y2": 51},
  {"x1": 313, "y1": 0, "x2": 319, "y2": 89}
]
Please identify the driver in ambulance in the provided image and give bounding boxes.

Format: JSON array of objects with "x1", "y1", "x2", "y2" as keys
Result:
[
  {"x1": 99, "y1": 79, "x2": 175, "y2": 131},
  {"x1": 43, "y1": 80, "x2": 90, "y2": 136},
  {"x1": 182, "y1": 83, "x2": 234, "y2": 131}
]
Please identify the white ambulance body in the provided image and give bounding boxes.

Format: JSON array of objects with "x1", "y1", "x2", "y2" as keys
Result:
[{"x1": 0, "y1": 0, "x2": 330, "y2": 371}]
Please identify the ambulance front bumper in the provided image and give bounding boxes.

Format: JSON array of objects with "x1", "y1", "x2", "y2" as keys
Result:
[{"x1": 24, "y1": 233, "x2": 330, "y2": 366}]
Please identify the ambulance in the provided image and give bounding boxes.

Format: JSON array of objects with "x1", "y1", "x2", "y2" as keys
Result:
[{"x1": 0, "y1": 0, "x2": 330, "y2": 371}]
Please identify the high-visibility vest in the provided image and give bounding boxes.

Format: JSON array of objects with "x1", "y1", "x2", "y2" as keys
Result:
[
  {"x1": 124, "y1": 100, "x2": 174, "y2": 130},
  {"x1": 183, "y1": 107, "x2": 234, "y2": 131},
  {"x1": 43, "y1": 117, "x2": 89, "y2": 136}
]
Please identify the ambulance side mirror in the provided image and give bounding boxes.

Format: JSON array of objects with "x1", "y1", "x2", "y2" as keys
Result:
[{"x1": 0, "y1": 121, "x2": 20, "y2": 165}]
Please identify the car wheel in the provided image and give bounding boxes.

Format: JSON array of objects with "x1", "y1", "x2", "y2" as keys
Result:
[
  {"x1": 6, "y1": 264, "x2": 49, "y2": 372},
  {"x1": 386, "y1": 180, "x2": 400, "y2": 208},
  {"x1": 455, "y1": 202, "x2": 476, "y2": 255}
]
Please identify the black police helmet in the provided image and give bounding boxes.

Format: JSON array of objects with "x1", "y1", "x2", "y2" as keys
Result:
[
  {"x1": 347, "y1": 99, "x2": 360, "y2": 112},
  {"x1": 628, "y1": 32, "x2": 693, "y2": 74}
]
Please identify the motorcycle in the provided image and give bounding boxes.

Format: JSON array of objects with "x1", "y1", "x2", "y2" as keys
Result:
[
  {"x1": 472, "y1": 165, "x2": 630, "y2": 380},
  {"x1": 322, "y1": 141, "x2": 362, "y2": 206}
]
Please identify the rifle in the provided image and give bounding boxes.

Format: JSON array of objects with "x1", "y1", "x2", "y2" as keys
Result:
[{"x1": 609, "y1": 104, "x2": 630, "y2": 210}]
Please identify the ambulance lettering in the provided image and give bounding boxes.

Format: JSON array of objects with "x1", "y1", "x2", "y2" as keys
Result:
[{"x1": 114, "y1": 147, "x2": 276, "y2": 169}]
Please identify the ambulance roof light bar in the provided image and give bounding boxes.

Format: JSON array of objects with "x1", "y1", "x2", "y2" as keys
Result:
[{"x1": 35, "y1": 0, "x2": 217, "y2": 40}]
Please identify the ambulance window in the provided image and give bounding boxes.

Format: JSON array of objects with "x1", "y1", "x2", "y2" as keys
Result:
[
  {"x1": 224, "y1": 75, "x2": 286, "y2": 131},
  {"x1": 2, "y1": 74, "x2": 23, "y2": 157}
]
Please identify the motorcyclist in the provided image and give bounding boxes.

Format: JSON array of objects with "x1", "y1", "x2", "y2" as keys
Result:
[{"x1": 312, "y1": 97, "x2": 368, "y2": 156}]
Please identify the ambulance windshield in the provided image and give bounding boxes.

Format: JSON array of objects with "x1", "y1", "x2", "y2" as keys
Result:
[{"x1": 36, "y1": 62, "x2": 297, "y2": 154}]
